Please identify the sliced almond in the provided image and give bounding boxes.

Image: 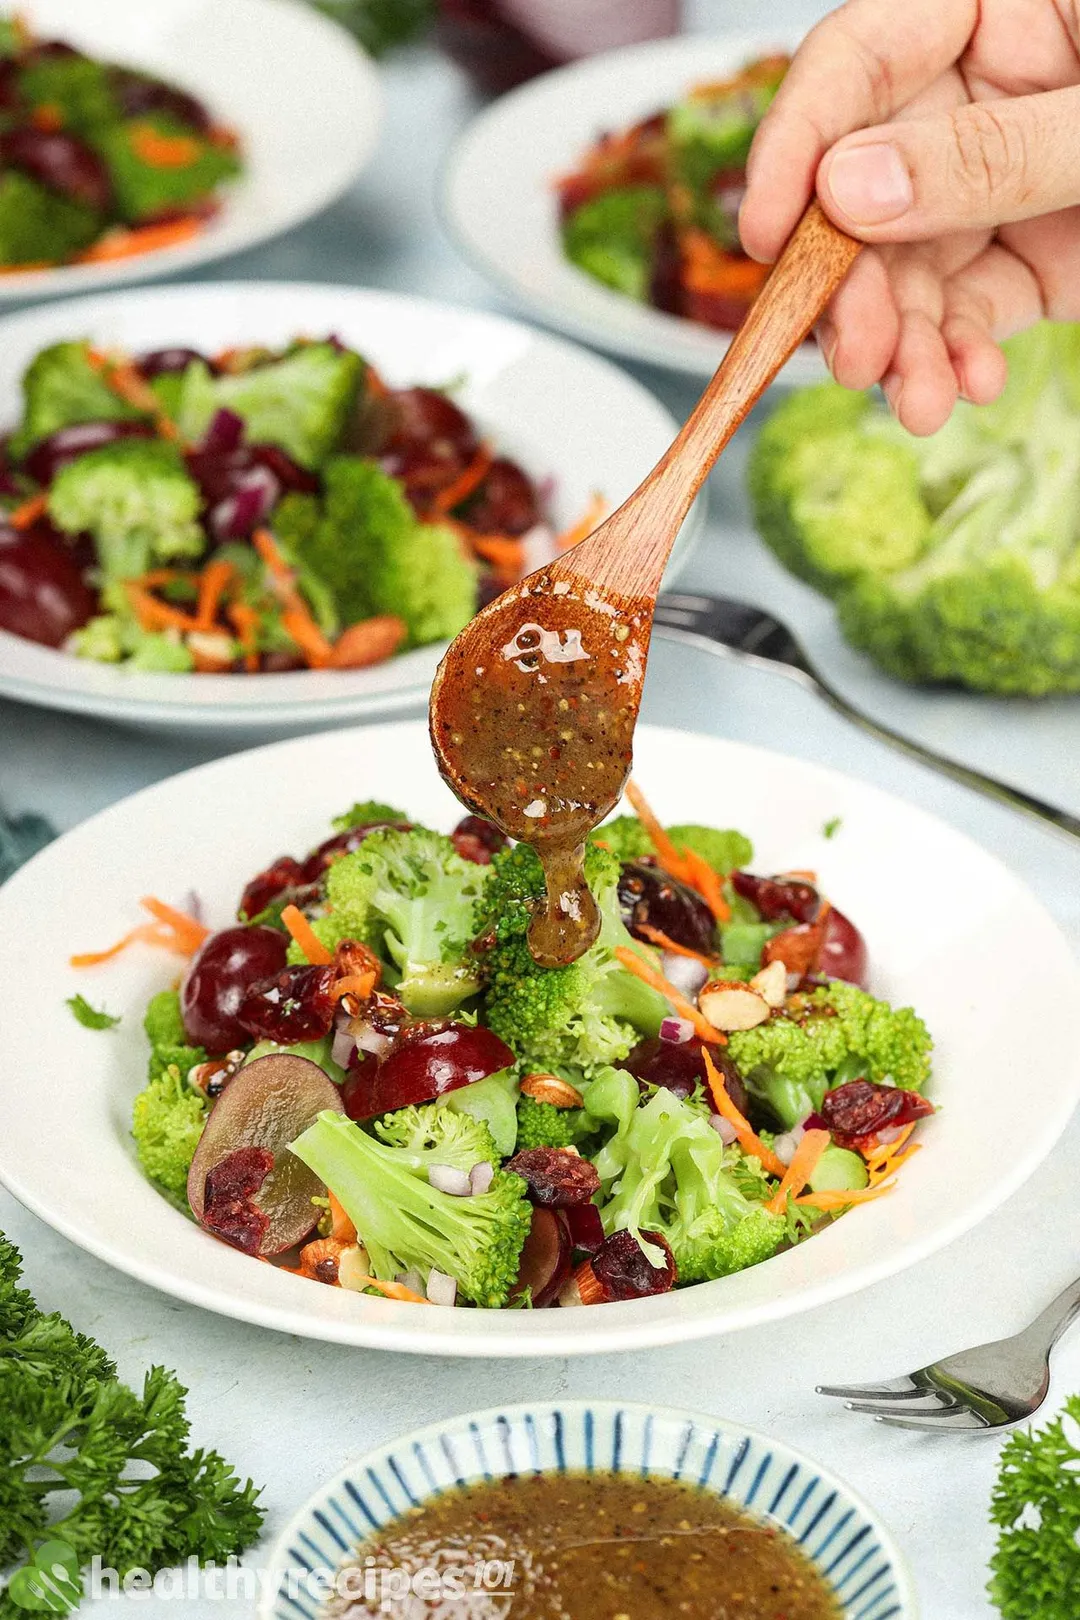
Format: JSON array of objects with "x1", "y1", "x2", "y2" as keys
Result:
[
  {"x1": 698, "y1": 980, "x2": 771, "y2": 1032},
  {"x1": 520, "y1": 1072, "x2": 584, "y2": 1108},
  {"x1": 750, "y1": 958, "x2": 787, "y2": 1009},
  {"x1": 337, "y1": 1244, "x2": 373, "y2": 1292}
]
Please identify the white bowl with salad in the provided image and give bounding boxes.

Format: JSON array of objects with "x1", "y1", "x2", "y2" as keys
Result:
[
  {"x1": 0, "y1": 280, "x2": 702, "y2": 731},
  {"x1": 0, "y1": 720, "x2": 1076, "y2": 1356}
]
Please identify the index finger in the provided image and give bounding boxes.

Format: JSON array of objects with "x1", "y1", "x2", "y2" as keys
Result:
[{"x1": 739, "y1": 0, "x2": 977, "y2": 261}]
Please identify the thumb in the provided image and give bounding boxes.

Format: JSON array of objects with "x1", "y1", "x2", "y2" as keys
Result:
[{"x1": 816, "y1": 86, "x2": 1080, "y2": 241}]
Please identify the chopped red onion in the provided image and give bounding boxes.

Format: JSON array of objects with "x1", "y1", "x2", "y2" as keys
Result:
[
  {"x1": 876, "y1": 1124, "x2": 905, "y2": 1145},
  {"x1": 521, "y1": 522, "x2": 558, "y2": 572},
  {"x1": 397, "y1": 1269, "x2": 424, "y2": 1295},
  {"x1": 208, "y1": 463, "x2": 280, "y2": 541},
  {"x1": 773, "y1": 1131, "x2": 801, "y2": 1167},
  {"x1": 428, "y1": 1164, "x2": 472, "y2": 1197},
  {"x1": 426, "y1": 1269, "x2": 457, "y2": 1306},
  {"x1": 659, "y1": 1015, "x2": 694, "y2": 1045},
  {"x1": 202, "y1": 407, "x2": 245, "y2": 454},
  {"x1": 330, "y1": 1027, "x2": 356, "y2": 1069},
  {"x1": 710, "y1": 1114, "x2": 738, "y2": 1145},
  {"x1": 353, "y1": 1023, "x2": 392, "y2": 1058},
  {"x1": 469, "y1": 1160, "x2": 494, "y2": 1196},
  {"x1": 178, "y1": 889, "x2": 204, "y2": 924},
  {"x1": 660, "y1": 951, "x2": 708, "y2": 998}
]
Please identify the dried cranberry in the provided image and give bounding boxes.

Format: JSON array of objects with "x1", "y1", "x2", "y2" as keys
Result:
[
  {"x1": 1, "y1": 127, "x2": 111, "y2": 209},
  {"x1": 386, "y1": 387, "x2": 478, "y2": 459},
  {"x1": 0, "y1": 524, "x2": 96, "y2": 646},
  {"x1": 618, "y1": 860, "x2": 716, "y2": 955},
  {"x1": 181, "y1": 925, "x2": 289, "y2": 1051},
  {"x1": 731, "y1": 871, "x2": 821, "y2": 924},
  {"x1": 505, "y1": 1148, "x2": 600, "y2": 1208},
  {"x1": 201, "y1": 1146, "x2": 274, "y2": 1255},
  {"x1": 592, "y1": 1228, "x2": 676, "y2": 1300},
  {"x1": 351, "y1": 1024, "x2": 516, "y2": 1118},
  {"x1": 819, "y1": 1079, "x2": 934, "y2": 1149},
  {"x1": 23, "y1": 420, "x2": 154, "y2": 485},
  {"x1": 623, "y1": 1034, "x2": 748, "y2": 1117},
  {"x1": 564, "y1": 1201, "x2": 605, "y2": 1255},
  {"x1": 511, "y1": 1207, "x2": 571, "y2": 1307},
  {"x1": 238, "y1": 963, "x2": 337, "y2": 1045},
  {"x1": 238, "y1": 856, "x2": 307, "y2": 921},
  {"x1": 461, "y1": 457, "x2": 539, "y2": 535},
  {"x1": 299, "y1": 822, "x2": 411, "y2": 884},
  {"x1": 450, "y1": 814, "x2": 508, "y2": 865}
]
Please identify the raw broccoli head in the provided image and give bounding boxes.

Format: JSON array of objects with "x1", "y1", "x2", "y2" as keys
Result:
[
  {"x1": 514, "y1": 1095, "x2": 585, "y2": 1151},
  {"x1": 750, "y1": 324, "x2": 1080, "y2": 695},
  {"x1": 584, "y1": 1071, "x2": 786, "y2": 1284},
  {"x1": 588, "y1": 816, "x2": 752, "y2": 873},
  {"x1": 173, "y1": 343, "x2": 363, "y2": 470},
  {"x1": 18, "y1": 52, "x2": 119, "y2": 136},
  {"x1": 98, "y1": 115, "x2": 241, "y2": 224},
  {"x1": 143, "y1": 987, "x2": 207, "y2": 1087},
  {"x1": 289, "y1": 1109, "x2": 531, "y2": 1308},
  {"x1": 728, "y1": 979, "x2": 933, "y2": 1131},
  {"x1": 372, "y1": 1105, "x2": 498, "y2": 1172},
  {"x1": 587, "y1": 816, "x2": 652, "y2": 861},
  {"x1": 331, "y1": 800, "x2": 410, "y2": 832},
  {"x1": 476, "y1": 842, "x2": 669, "y2": 1080},
  {"x1": 11, "y1": 341, "x2": 146, "y2": 456},
  {"x1": 48, "y1": 438, "x2": 204, "y2": 607},
  {"x1": 302, "y1": 827, "x2": 489, "y2": 1016},
  {"x1": 561, "y1": 185, "x2": 668, "y2": 301},
  {"x1": 0, "y1": 171, "x2": 103, "y2": 268},
  {"x1": 132, "y1": 1069, "x2": 208, "y2": 1200}
]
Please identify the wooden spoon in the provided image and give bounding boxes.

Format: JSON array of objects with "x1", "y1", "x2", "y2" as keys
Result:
[{"x1": 431, "y1": 202, "x2": 860, "y2": 966}]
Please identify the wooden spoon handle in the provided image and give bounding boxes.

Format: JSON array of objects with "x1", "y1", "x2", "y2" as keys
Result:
[{"x1": 576, "y1": 202, "x2": 861, "y2": 598}]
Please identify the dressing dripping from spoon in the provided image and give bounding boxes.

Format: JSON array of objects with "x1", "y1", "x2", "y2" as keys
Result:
[{"x1": 431, "y1": 203, "x2": 860, "y2": 966}]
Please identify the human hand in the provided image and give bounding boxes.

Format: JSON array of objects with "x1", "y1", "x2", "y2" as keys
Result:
[{"x1": 739, "y1": 0, "x2": 1080, "y2": 433}]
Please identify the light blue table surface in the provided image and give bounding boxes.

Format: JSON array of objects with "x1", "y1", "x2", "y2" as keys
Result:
[{"x1": 2, "y1": 5, "x2": 1079, "y2": 1617}]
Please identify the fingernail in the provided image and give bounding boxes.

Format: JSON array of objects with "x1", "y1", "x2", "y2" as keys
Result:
[
  {"x1": 825, "y1": 143, "x2": 913, "y2": 225},
  {"x1": 882, "y1": 371, "x2": 903, "y2": 413},
  {"x1": 816, "y1": 317, "x2": 838, "y2": 371}
]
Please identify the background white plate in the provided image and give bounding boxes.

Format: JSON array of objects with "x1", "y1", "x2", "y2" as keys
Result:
[
  {"x1": 0, "y1": 281, "x2": 701, "y2": 731},
  {"x1": 443, "y1": 32, "x2": 826, "y2": 383},
  {"x1": 0, "y1": 0, "x2": 381, "y2": 300},
  {"x1": 1, "y1": 721, "x2": 1076, "y2": 1357}
]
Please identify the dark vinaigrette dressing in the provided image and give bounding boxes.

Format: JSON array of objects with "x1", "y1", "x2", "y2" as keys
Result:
[
  {"x1": 323, "y1": 1471, "x2": 842, "y2": 1619},
  {"x1": 430, "y1": 572, "x2": 651, "y2": 967}
]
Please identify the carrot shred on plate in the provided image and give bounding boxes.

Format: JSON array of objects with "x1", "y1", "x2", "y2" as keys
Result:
[
  {"x1": 469, "y1": 533, "x2": 526, "y2": 572},
  {"x1": 8, "y1": 492, "x2": 47, "y2": 530},
  {"x1": 69, "y1": 925, "x2": 163, "y2": 969},
  {"x1": 556, "y1": 492, "x2": 606, "y2": 552},
  {"x1": 703, "y1": 1048, "x2": 786, "y2": 1178},
  {"x1": 126, "y1": 581, "x2": 198, "y2": 634},
  {"x1": 130, "y1": 122, "x2": 203, "y2": 168},
  {"x1": 680, "y1": 845, "x2": 731, "y2": 923},
  {"x1": 280, "y1": 903, "x2": 333, "y2": 965},
  {"x1": 614, "y1": 944, "x2": 724, "y2": 1045},
  {"x1": 70, "y1": 898, "x2": 206, "y2": 969},
  {"x1": 138, "y1": 896, "x2": 210, "y2": 953},
  {"x1": 353, "y1": 1274, "x2": 428, "y2": 1304},
  {"x1": 431, "y1": 444, "x2": 493, "y2": 516},
  {"x1": 227, "y1": 600, "x2": 261, "y2": 671},
  {"x1": 633, "y1": 923, "x2": 716, "y2": 969},
  {"x1": 794, "y1": 1185, "x2": 894, "y2": 1211},
  {"x1": 764, "y1": 1129, "x2": 831, "y2": 1214},
  {"x1": 194, "y1": 558, "x2": 235, "y2": 631},
  {"x1": 76, "y1": 216, "x2": 204, "y2": 264}
]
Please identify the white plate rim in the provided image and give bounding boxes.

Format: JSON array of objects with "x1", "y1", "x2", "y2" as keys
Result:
[{"x1": 1, "y1": 720, "x2": 1077, "y2": 1356}]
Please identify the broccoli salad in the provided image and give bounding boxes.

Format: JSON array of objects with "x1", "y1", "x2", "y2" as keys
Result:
[
  {"x1": 81, "y1": 788, "x2": 935, "y2": 1312},
  {"x1": 557, "y1": 54, "x2": 788, "y2": 333},
  {"x1": 0, "y1": 335, "x2": 564, "y2": 673},
  {"x1": 0, "y1": 15, "x2": 241, "y2": 270}
]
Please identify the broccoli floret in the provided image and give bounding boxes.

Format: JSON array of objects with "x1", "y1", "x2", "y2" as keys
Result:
[
  {"x1": 11, "y1": 341, "x2": 147, "y2": 457},
  {"x1": 289, "y1": 1109, "x2": 531, "y2": 1307},
  {"x1": 283, "y1": 455, "x2": 478, "y2": 644},
  {"x1": 174, "y1": 344, "x2": 362, "y2": 470},
  {"x1": 48, "y1": 439, "x2": 204, "y2": 608},
  {"x1": 584, "y1": 1073, "x2": 787, "y2": 1283},
  {"x1": 728, "y1": 980, "x2": 933, "y2": 1131},
  {"x1": 477, "y1": 842, "x2": 669, "y2": 1079},
  {"x1": 372, "y1": 1106, "x2": 498, "y2": 1172},
  {"x1": 19, "y1": 53, "x2": 119, "y2": 137},
  {"x1": 515, "y1": 1095, "x2": 585, "y2": 1151},
  {"x1": 587, "y1": 816, "x2": 652, "y2": 861},
  {"x1": 0, "y1": 171, "x2": 102, "y2": 268},
  {"x1": 989, "y1": 1393, "x2": 1080, "y2": 1617},
  {"x1": 667, "y1": 60, "x2": 786, "y2": 190},
  {"x1": 98, "y1": 115, "x2": 241, "y2": 224},
  {"x1": 301, "y1": 827, "x2": 489, "y2": 1016},
  {"x1": 750, "y1": 324, "x2": 1080, "y2": 695},
  {"x1": 143, "y1": 989, "x2": 207, "y2": 1085},
  {"x1": 562, "y1": 185, "x2": 668, "y2": 301},
  {"x1": 331, "y1": 799, "x2": 410, "y2": 832},
  {"x1": 68, "y1": 612, "x2": 196, "y2": 670},
  {"x1": 588, "y1": 816, "x2": 752, "y2": 873},
  {"x1": 132, "y1": 1069, "x2": 208, "y2": 1199}
]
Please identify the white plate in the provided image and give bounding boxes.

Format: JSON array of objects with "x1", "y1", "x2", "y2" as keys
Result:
[
  {"x1": 0, "y1": 0, "x2": 381, "y2": 301},
  {"x1": 443, "y1": 33, "x2": 825, "y2": 383},
  {"x1": 1, "y1": 721, "x2": 1076, "y2": 1357},
  {"x1": 0, "y1": 281, "x2": 701, "y2": 731}
]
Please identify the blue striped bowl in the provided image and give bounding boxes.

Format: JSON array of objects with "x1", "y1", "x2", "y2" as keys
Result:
[{"x1": 261, "y1": 1401, "x2": 918, "y2": 1619}]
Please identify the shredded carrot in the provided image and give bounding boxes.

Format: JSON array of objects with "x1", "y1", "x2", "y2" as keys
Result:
[
  {"x1": 8, "y1": 492, "x2": 47, "y2": 530},
  {"x1": 623, "y1": 780, "x2": 691, "y2": 881},
  {"x1": 556, "y1": 492, "x2": 607, "y2": 552},
  {"x1": 282, "y1": 606, "x2": 335, "y2": 669},
  {"x1": 126, "y1": 582, "x2": 198, "y2": 634},
  {"x1": 764, "y1": 1129, "x2": 831, "y2": 1214},
  {"x1": 194, "y1": 558, "x2": 235, "y2": 631},
  {"x1": 332, "y1": 971, "x2": 377, "y2": 1003},
  {"x1": 795, "y1": 1185, "x2": 895, "y2": 1211},
  {"x1": 351, "y1": 1274, "x2": 428, "y2": 1304},
  {"x1": 0, "y1": 260, "x2": 54, "y2": 274},
  {"x1": 227, "y1": 600, "x2": 261, "y2": 672},
  {"x1": 614, "y1": 945, "x2": 725, "y2": 1045},
  {"x1": 252, "y1": 527, "x2": 291, "y2": 583},
  {"x1": 139, "y1": 897, "x2": 210, "y2": 953},
  {"x1": 76, "y1": 216, "x2": 204, "y2": 264},
  {"x1": 30, "y1": 102, "x2": 63, "y2": 132},
  {"x1": 469, "y1": 534, "x2": 526, "y2": 571},
  {"x1": 633, "y1": 923, "x2": 716, "y2": 969},
  {"x1": 680, "y1": 227, "x2": 771, "y2": 299},
  {"x1": 864, "y1": 1122, "x2": 917, "y2": 1169},
  {"x1": 130, "y1": 122, "x2": 203, "y2": 168},
  {"x1": 703, "y1": 1049, "x2": 786, "y2": 1178},
  {"x1": 131, "y1": 568, "x2": 191, "y2": 590},
  {"x1": 327, "y1": 1192, "x2": 357, "y2": 1245},
  {"x1": 681, "y1": 846, "x2": 731, "y2": 923},
  {"x1": 280, "y1": 903, "x2": 333, "y2": 965},
  {"x1": 431, "y1": 444, "x2": 494, "y2": 516},
  {"x1": 70, "y1": 925, "x2": 164, "y2": 969}
]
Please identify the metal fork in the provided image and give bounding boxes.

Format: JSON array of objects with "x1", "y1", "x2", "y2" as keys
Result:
[
  {"x1": 817, "y1": 1274, "x2": 1080, "y2": 1430},
  {"x1": 653, "y1": 592, "x2": 1080, "y2": 845},
  {"x1": 0, "y1": 799, "x2": 55, "y2": 885}
]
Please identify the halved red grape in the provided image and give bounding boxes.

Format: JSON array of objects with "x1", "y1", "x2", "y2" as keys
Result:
[
  {"x1": 623, "y1": 1034, "x2": 748, "y2": 1117},
  {"x1": 188, "y1": 1052, "x2": 343, "y2": 1255},
  {"x1": 504, "y1": 1148, "x2": 599, "y2": 1208},
  {"x1": 386, "y1": 388, "x2": 479, "y2": 459},
  {"x1": 0, "y1": 525, "x2": 96, "y2": 646},
  {"x1": 592, "y1": 1228, "x2": 676, "y2": 1299},
  {"x1": 238, "y1": 855, "x2": 307, "y2": 921},
  {"x1": 23, "y1": 419, "x2": 154, "y2": 485},
  {"x1": 819, "y1": 907, "x2": 869, "y2": 988},
  {"x1": 450, "y1": 814, "x2": 508, "y2": 865},
  {"x1": 731, "y1": 871, "x2": 820, "y2": 924},
  {"x1": 346, "y1": 1023, "x2": 516, "y2": 1119},
  {"x1": 564, "y1": 1201, "x2": 605, "y2": 1255},
  {"x1": 180, "y1": 924, "x2": 288, "y2": 1052},
  {"x1": 461, "y1": 458, "x2": 539, "y2": 534},
  {"x1": 511, "y1": 1207, "x2": 572, "y2": 1307},
  {"x1": 1, "y1": 128, "x2": 111, "y2": 209},
  {"x1": 110, "y1": 69, "x2": 212, "y2": 133},
  {"x1": 618, "y1": 860, "x2": 716, "y2": 955},
  {"x1": 237, "y1": 963, "x2": 337, "y2": 1045}
]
